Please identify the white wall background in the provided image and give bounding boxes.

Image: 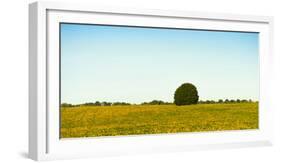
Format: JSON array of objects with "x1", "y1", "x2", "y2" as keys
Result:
[{"x1": 0, "y1": 0, "x2": 280, "y2": 162}]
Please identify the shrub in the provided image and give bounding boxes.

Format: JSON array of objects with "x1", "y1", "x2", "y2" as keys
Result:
[
  {"x1": 174, "y1": 83, "x2": 199, "y2": 106},
  {"x1": 141, "y1": 100, "x2": 173, "y2": 105},
  {"x1": 61, "y1": 103, "x2": 73, "y2": 107},
  {"x1": 241, "y1": 99, "x2": 248, "y2": 103},
  {"x1": 112, "y1": 102, "x2": 131, "y2": 106},
  {"x1": 149, "y1": 100, "x2": 165, "y2": 105},
  {"x1": 102, "y1": 102, "x2": 112, "y2": 106}
]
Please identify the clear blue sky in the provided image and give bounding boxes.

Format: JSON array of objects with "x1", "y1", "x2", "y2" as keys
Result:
[{"x1": 61, "y1": 23, "x2": 259, "y2": 104}]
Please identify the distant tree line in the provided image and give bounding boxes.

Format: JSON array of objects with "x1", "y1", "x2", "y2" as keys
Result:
[
  {"x1": 83, "y1": 101, "x2": 113, "y2": 106},
  {"x1": 61, "y1": 103, "x2": 76, "y2": 107},
  {"x1": 61, "y1": 99, "x2": 256, "y2": 107},
  {"x1": 141, "y1": 100, "x2": 173, "y2": 105},
  {"x1": 60, "y1": 100, "x2": 173, "y2": 107},
  {"x1": 198, "y1": 99, "x2": 254, "y2": 104},
  {"x1": 61, "y1": 101, "x2": 131, "y2": 107}
]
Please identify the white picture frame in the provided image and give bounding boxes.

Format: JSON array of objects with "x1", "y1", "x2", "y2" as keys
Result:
[{"x1": 29, "y1": 1, "x2": 274, "y2": 161}]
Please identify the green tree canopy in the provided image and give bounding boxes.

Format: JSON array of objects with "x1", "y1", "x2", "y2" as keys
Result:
[{"x1": 174, "y1": 83, "x2": 199, "y2": 106}]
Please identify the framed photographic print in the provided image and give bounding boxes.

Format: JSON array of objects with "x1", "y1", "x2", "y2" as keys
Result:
[{"x1": 29, "y1": 1, "x2": 274, "y2": 161}]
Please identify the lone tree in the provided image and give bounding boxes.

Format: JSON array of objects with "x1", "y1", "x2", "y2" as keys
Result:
[{"x1": 174, "y1": 83, "x2": 199, "y2": 106}]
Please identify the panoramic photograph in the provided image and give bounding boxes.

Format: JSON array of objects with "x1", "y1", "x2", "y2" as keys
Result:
[{"x1": 60, "y1": 23, "x2": 259, "y2": 138}]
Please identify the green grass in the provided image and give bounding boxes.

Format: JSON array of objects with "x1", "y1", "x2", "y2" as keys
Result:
[{"x1": 60, "y1": 103, "x2": 258, "y2": 138}]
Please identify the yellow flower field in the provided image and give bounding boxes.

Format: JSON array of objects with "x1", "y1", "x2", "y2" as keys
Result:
[{"x1": 60, "y1": 103, "x2": 258, "y2": 138}]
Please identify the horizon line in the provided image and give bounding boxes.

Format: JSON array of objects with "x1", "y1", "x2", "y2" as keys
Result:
[{"x1": 61, "y1": 98, "x2": 259, "y2": 105}]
